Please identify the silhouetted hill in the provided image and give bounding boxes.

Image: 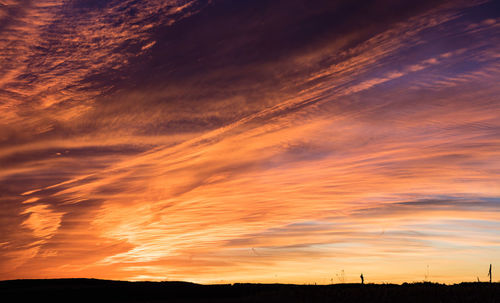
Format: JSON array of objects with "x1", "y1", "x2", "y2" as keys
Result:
[{"x1": 0, "y1": 279, "x2": 498, "y2": 302}]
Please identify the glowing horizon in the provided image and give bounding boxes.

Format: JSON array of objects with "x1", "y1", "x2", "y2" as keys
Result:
[{"x1": 0, "y1": 0, "x2": 499, "y2": 284}]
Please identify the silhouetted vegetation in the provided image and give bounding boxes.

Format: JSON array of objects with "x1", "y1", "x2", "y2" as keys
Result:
[{"x1": 0, "y1": 279, "x2": 498, "y2": 303}]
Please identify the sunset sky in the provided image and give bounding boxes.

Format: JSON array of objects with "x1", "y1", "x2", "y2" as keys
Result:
[{"x1": 0, "y1": 0, "x2": 499, "y2": 284}]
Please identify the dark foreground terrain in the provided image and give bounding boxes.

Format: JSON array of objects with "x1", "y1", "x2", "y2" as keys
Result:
[{"x1": 1, "y1": 279, "x2": 498, "y2": 303}]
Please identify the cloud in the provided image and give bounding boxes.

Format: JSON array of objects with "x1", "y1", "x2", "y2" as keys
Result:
[
  {"x1": 21, "y1": 204, "x2": 64, "y2": 239},
  {"x1": 0, "y1": 0, "x2": 499, "y2": 283}
]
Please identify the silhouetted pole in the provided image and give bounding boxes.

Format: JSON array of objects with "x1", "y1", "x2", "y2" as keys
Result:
[
  {"x1": 360, "y1": 273, "x2": 364, "y2": 285},
  {"x1": 488, "y1": 264, "x2": 492, "y2": 283}
]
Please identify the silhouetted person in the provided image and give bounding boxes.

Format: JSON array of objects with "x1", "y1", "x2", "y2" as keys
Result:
[
  {"x1": 360, "y1": 273, "x2": 364, "y2": 285},
  {"x1": 488, "y1": 264, "x2": 492, "y2": 283}
]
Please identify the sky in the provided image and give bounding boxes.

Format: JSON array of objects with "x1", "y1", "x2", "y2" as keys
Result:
[{"x1": 0, "y1": 0, "x2": 499, "y2": 284}]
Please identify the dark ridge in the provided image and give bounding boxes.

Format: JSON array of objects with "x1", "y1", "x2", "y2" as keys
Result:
[{"x1": 0, "y1": 279, "x2": 498, "y2": 303}]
